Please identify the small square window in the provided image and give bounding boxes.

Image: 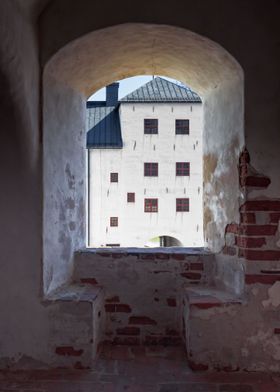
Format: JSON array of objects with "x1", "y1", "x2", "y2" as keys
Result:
[
  {"x1": 144, "y1": 119, "x2": 158, "y2": 134},
  {"x1": 127, "y1": 193, "x2": 135, "y2": 202},
  {"x1": 110, "y1": 172, "x2": 118, "y2": 182},
  {"x1": 175, "y1": 119, "x2": 189, "y2": 134},
  {"x1": 110, "y1": 217, "x2": 118, "y2": 226},
  {"x1": 176, "y1": 162, "x2": 190, "y2": 176},
  {"x1": 144, "y1": 162, "x2": 158, "y2": 177},
  {"x1": 176, "y1": 198, "x2": 189, "y2": 212},
  {"x1": 144, "y1": 198, "x2": 158, "y2": 212}
]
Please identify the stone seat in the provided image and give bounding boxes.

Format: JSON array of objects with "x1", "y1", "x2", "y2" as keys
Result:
[
  {"x1": 183, "y1": 286, "x2": 245, "y2": 371},
  {"x1": 44, "y1": 283, "x2": 105, "y2": 368}
]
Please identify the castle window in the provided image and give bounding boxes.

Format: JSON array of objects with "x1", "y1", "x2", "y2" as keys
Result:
[
  {"x1": 176, "y1": 198, "x2": 190, "y2": 212},
  {"x1": 144, "y1": 198, "x2": 158, "y2": 212},
  {"x1": 127, "y1": 193, "x2": 135, "y2": 202},
  {"x1": 144, "y1": 163, "x2": 158, "y2": 177},
  {"x1": 110, "y1": 172, "x2": 118, "y2": 182},
  {"x1": 175, "y1": 119, "x2": 189, "y2": 134},
  {"x1": 144, "y1": 119, "x2": 158, "y2": 134},
  {"x1": 176, "y1": 162, "x2": 190, "y2": 176},
  {"x1": 110, "y1": 217, "x2": 118, "y2": 226}
]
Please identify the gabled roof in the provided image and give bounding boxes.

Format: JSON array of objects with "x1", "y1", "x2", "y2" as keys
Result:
[
  {"x1": 87, "y1": 104, "x2": 123, "y2": 149},
  {"x1": 121, "y1": 77, "x2": 201, "y2": 103}
]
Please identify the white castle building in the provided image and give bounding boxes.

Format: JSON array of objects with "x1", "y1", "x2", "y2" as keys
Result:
[{"x1": 87, "y1": 77, "x2": 203, "y2": 248}]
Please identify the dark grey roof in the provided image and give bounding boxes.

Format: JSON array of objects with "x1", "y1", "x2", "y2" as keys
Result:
[
  {"x1": 121, "y1": 77, "x2": 201, "y2": 103},
  {"x1": 86, "y1": 104, "x2": 123, "y2": 149}
]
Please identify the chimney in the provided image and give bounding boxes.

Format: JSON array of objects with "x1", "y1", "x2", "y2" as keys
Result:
[{"x1": 106, "y1": 82, "x2": 119, "y2": 106}]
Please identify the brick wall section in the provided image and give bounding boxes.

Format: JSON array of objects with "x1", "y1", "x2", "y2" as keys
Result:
[
  {"x1": 74, "y1": 251, "x2": 214, "y2": 346},
  {"x1": 224, "y1": 148, "x2": 280, "y2": 285}
]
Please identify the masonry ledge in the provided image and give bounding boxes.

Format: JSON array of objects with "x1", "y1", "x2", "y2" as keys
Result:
[
  {"x1": 78, "y1": 247, "x2": 212, "y2": 256},
  {"x1": 45, "y1": 283, "x2": 102, "y2": 302}
]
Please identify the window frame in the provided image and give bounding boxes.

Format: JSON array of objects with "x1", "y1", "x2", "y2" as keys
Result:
[
  {"x1": 144, "y1": 198, "x2": 158, "y2": 213},
  {"x1": 176, "y1": 198, "x2": 190, "y2": 212},
  {"x1": 175, "y1": 119, "x2": 190, "y2": 135},
  {"x1": 110, "y1": 217, "x2": 118, "y2": 227},
  {"x1": 144, "y1": 162, "x2": 158, "y2": 177},
  {"x1": 144, "y1": 119, "x2": 158, "y2": 134},
  {"x1": 127, "y1": 192, "x2": 135, "y2": 203},
  {"x1": 176, "y1": 162, "x2": 190, "y2": 176},
  {"x1": 110, "y1": 172, "x2": 118, "y2": 183}
]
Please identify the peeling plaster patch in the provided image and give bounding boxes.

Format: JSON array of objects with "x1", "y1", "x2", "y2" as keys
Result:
[
  {"x1": 204, "y1": 153, "x2": 218, "y2": 184},
  {"x1": 262, "y1": 281, "x2": 280, "y2": 308},
  {"x1": 252, "y1": 287, "x2": 259, "y2": 296},
  {"x1": 247, "y1": 330, "x2": 280, "y2": 361},
  {"x1": 65, "y1": 163, "x2": 75, "y2": 190},
  {"x1": 192, "y1": 305, "x2": 238, "y2": 320},
  {"x1": 65, "y1": 197, "x2": 75, "y2": 210}
]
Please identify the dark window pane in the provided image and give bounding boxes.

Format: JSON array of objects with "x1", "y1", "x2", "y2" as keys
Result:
[
  {"x1": 176, "y1": 162, "x2": 190, "y2": 176},
  {"x1": 175, "y1": 119, "x2": 189, "y2": 134},
  {"x1": 110, "y1": 217, "x2": 118, "y2": 226},
  {"x1": 144, "y1": 198, "x2": 158, "y2": 212},
  {"x1": 110, "y1": 172, "x2": 118, "y2": 182},
  {"x1": 127, "y1": 193, "x2": 135, "y2": 202},
  {"x1": 144, "y1": 162, "x2": 158, "y2": 176},
  {"x1": 176, "y1": 198, "x2": 190, "y2": 212},
  {"x1": 144, "y1": 119, "x2": 158, "y2": 134}
]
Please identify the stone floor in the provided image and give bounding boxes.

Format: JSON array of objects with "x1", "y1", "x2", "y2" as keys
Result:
[{"x1": 0, "y1": 345, "x2": 279, "y2": 392}]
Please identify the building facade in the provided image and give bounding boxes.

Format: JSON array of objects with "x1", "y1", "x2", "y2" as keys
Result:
[{"x1": 87, "y1": 77, "x2": 203, "y2": 247}]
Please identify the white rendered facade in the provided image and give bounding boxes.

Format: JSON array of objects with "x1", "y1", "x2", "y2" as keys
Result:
[{"x1": 88, "y1": 100, "x2": 203, "y2": 248}]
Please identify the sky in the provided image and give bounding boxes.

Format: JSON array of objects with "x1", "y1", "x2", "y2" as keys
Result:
[{"x1": 88, "y1": 75, "x2": 187, "y2": 101}]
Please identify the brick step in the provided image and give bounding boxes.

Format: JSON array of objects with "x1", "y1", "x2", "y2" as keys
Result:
[
  {"x1": 184, "y1": 286, "x2": 243, "y2": 310},
  {"x1": 246, "y1": 273, "x2": 280, "y2": 285},
  {"x1": 45, "y1": 284, "x2": 105, "y2": 368},
  {"x1": 243, "y1": 175, "x2": 271, "y2": 188}
]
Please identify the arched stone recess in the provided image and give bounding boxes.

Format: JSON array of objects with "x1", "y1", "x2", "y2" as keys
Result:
[{"x1": 43, "y1": 23, "x2": 244, "y2": 294}]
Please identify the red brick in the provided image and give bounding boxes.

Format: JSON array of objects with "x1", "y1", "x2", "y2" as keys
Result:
[
  {"x1": 166, "y1": 298, "x2": 177, "y2": 307},
  {"x1": 113, "y1": 336, "x2": 140, "y2": 345},
  {"x1": 240, "y1": 200, "x2": 280, "y2": 212},
  {"x1": 140, "y1": 253, "x2": 155, "y2": 260},
  {"x1": 191, "y1": 302, "x2": 223, "y2": 309},
  {"x1": 190, "y1": 263, "x2": 204, "y2": 270},
  {"x1": 172, "y1": 254, "x2": 185, "y2": 260},
  {"x1": 245, "y1": 176, "x2": 271, "y2": 188},
  {"x1": 115, "y1": 304, "x2": 132, "y2": 313},
  {"x1": 106, "y1": 296, "x2": 120, "y2": 303},
  {"x1": 245, "y1": 274, "x2": 280, "y2": 284},
  {"x1": 80, "y1": 278, "x2": 98, "y2": 285},
  {"x1": 239, "y1": 224, "x2": 277, "y2": 236},
  {"x1": 235, "y1": 236, "x2": 266, "y2": 248},
  {"x1": 116, "y1": 327, "x2": 140, "y2": 336},
  {"x1": 274, "y1": 328, "x2": 280, "y2": 334},
  {"x1": 181, "y1": 272, "x2": 201, "y2": 280},
  {"x1": 129, "y1": 316, "x2": 157, "y2": 325},
  {"x1": 270, "y1": 213, "x2": 280, "y2": 223},
  {"x1": 55, "y1": 346, "x2": 83, "y2": 356},
  {"x1": 226, "y1": 223, "x2": 239, "y2": 234},
  {"x1": 156, "y1": 253, "x2": 170, "y2": 260},
  {"x1": 239, "y1": 249, "x2": 280, "y2": 261},
  {"x1": 240, "y1": 212, "x2": 256, "y2": 224},
  {"x1": 188, "y1": 360, "x2": 209, "y2": 371},
  {"x1": 105, "y1": 304, "x2": 115, "y2": 312}
]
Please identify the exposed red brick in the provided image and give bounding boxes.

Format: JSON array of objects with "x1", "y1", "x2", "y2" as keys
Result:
[
  {"x1": 188, "y1": 360, "x2": 209, "y2": 371},
  {"x1": 240, "y1": 212, "x2": 256, "y2": 224},
  {"x1": 80, "y1": 278, "x2": 98, "y2": 285},
  {"x1": 155, "y1": 253, "x2": 170, "y2": 260},
  {"x1": 166, "y1": 298, "x2": 177, "y2": 307},
  {"x1": 191, "y1": 302, "x2": 223, "y2": 309},
  {"x1": 190, "y1": 263, "x2": 204, "y2": 270},
  {"x1": 274, "y1": 328, "x2": 280, "y2": 334},
  {"x1": 245, "y1": 176, "x2": 271, "y2": 188},
  {"x1": 226, "y1": 223, "x2": 239, "y2": 234},
  {"x1": 240, "y1": 200, "x2": 280, "y2": 212},
  {"x1": 55, "y1": 346, "x2": 83, "y2": 357},
  {"x1": 239, "y1": 224, "x2": 277, "y2": 236},
  {"x1": 144, "y1": 335, "x2": 182, "y2": 346},
  {"x1": 171, "y1": 254, "x2": 185, "y2": 260},
  {"x1": 239, "y1": 249, "x2": 280, "y2": 261},
  {"x1": 222, "y1": 246, "x2": 237, "y2": 256},
  {"x1": 116, "y1": 327, "x2": 140, "y2": 336},
  {"x1": 181, "y1": 272, "x2": 201, "y2": 280},
  {"x1": 113, "y1": 337, "x2": 140, "y2": 345},
  {"x1": 115, "y1": 304, "x2": 132, "y2": 313},
  {"x1": 245, "y1": 274, "x2": 280, "y2": 284},
  {"x1": 106, "y1": 296, "x2": 120, "y2": 303},
  {"x1": 270, "y1": 212, "x2": 280, "y2": 223},
  {"x1": 235, "y1": 236, "x2": 266, "y2": 248},
  {"x1": 140, "y1": 254, "x2": 155, "y2": 260},
  {"x1": 129, "y1": 316, "x2": 157, "y2": 325}
]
